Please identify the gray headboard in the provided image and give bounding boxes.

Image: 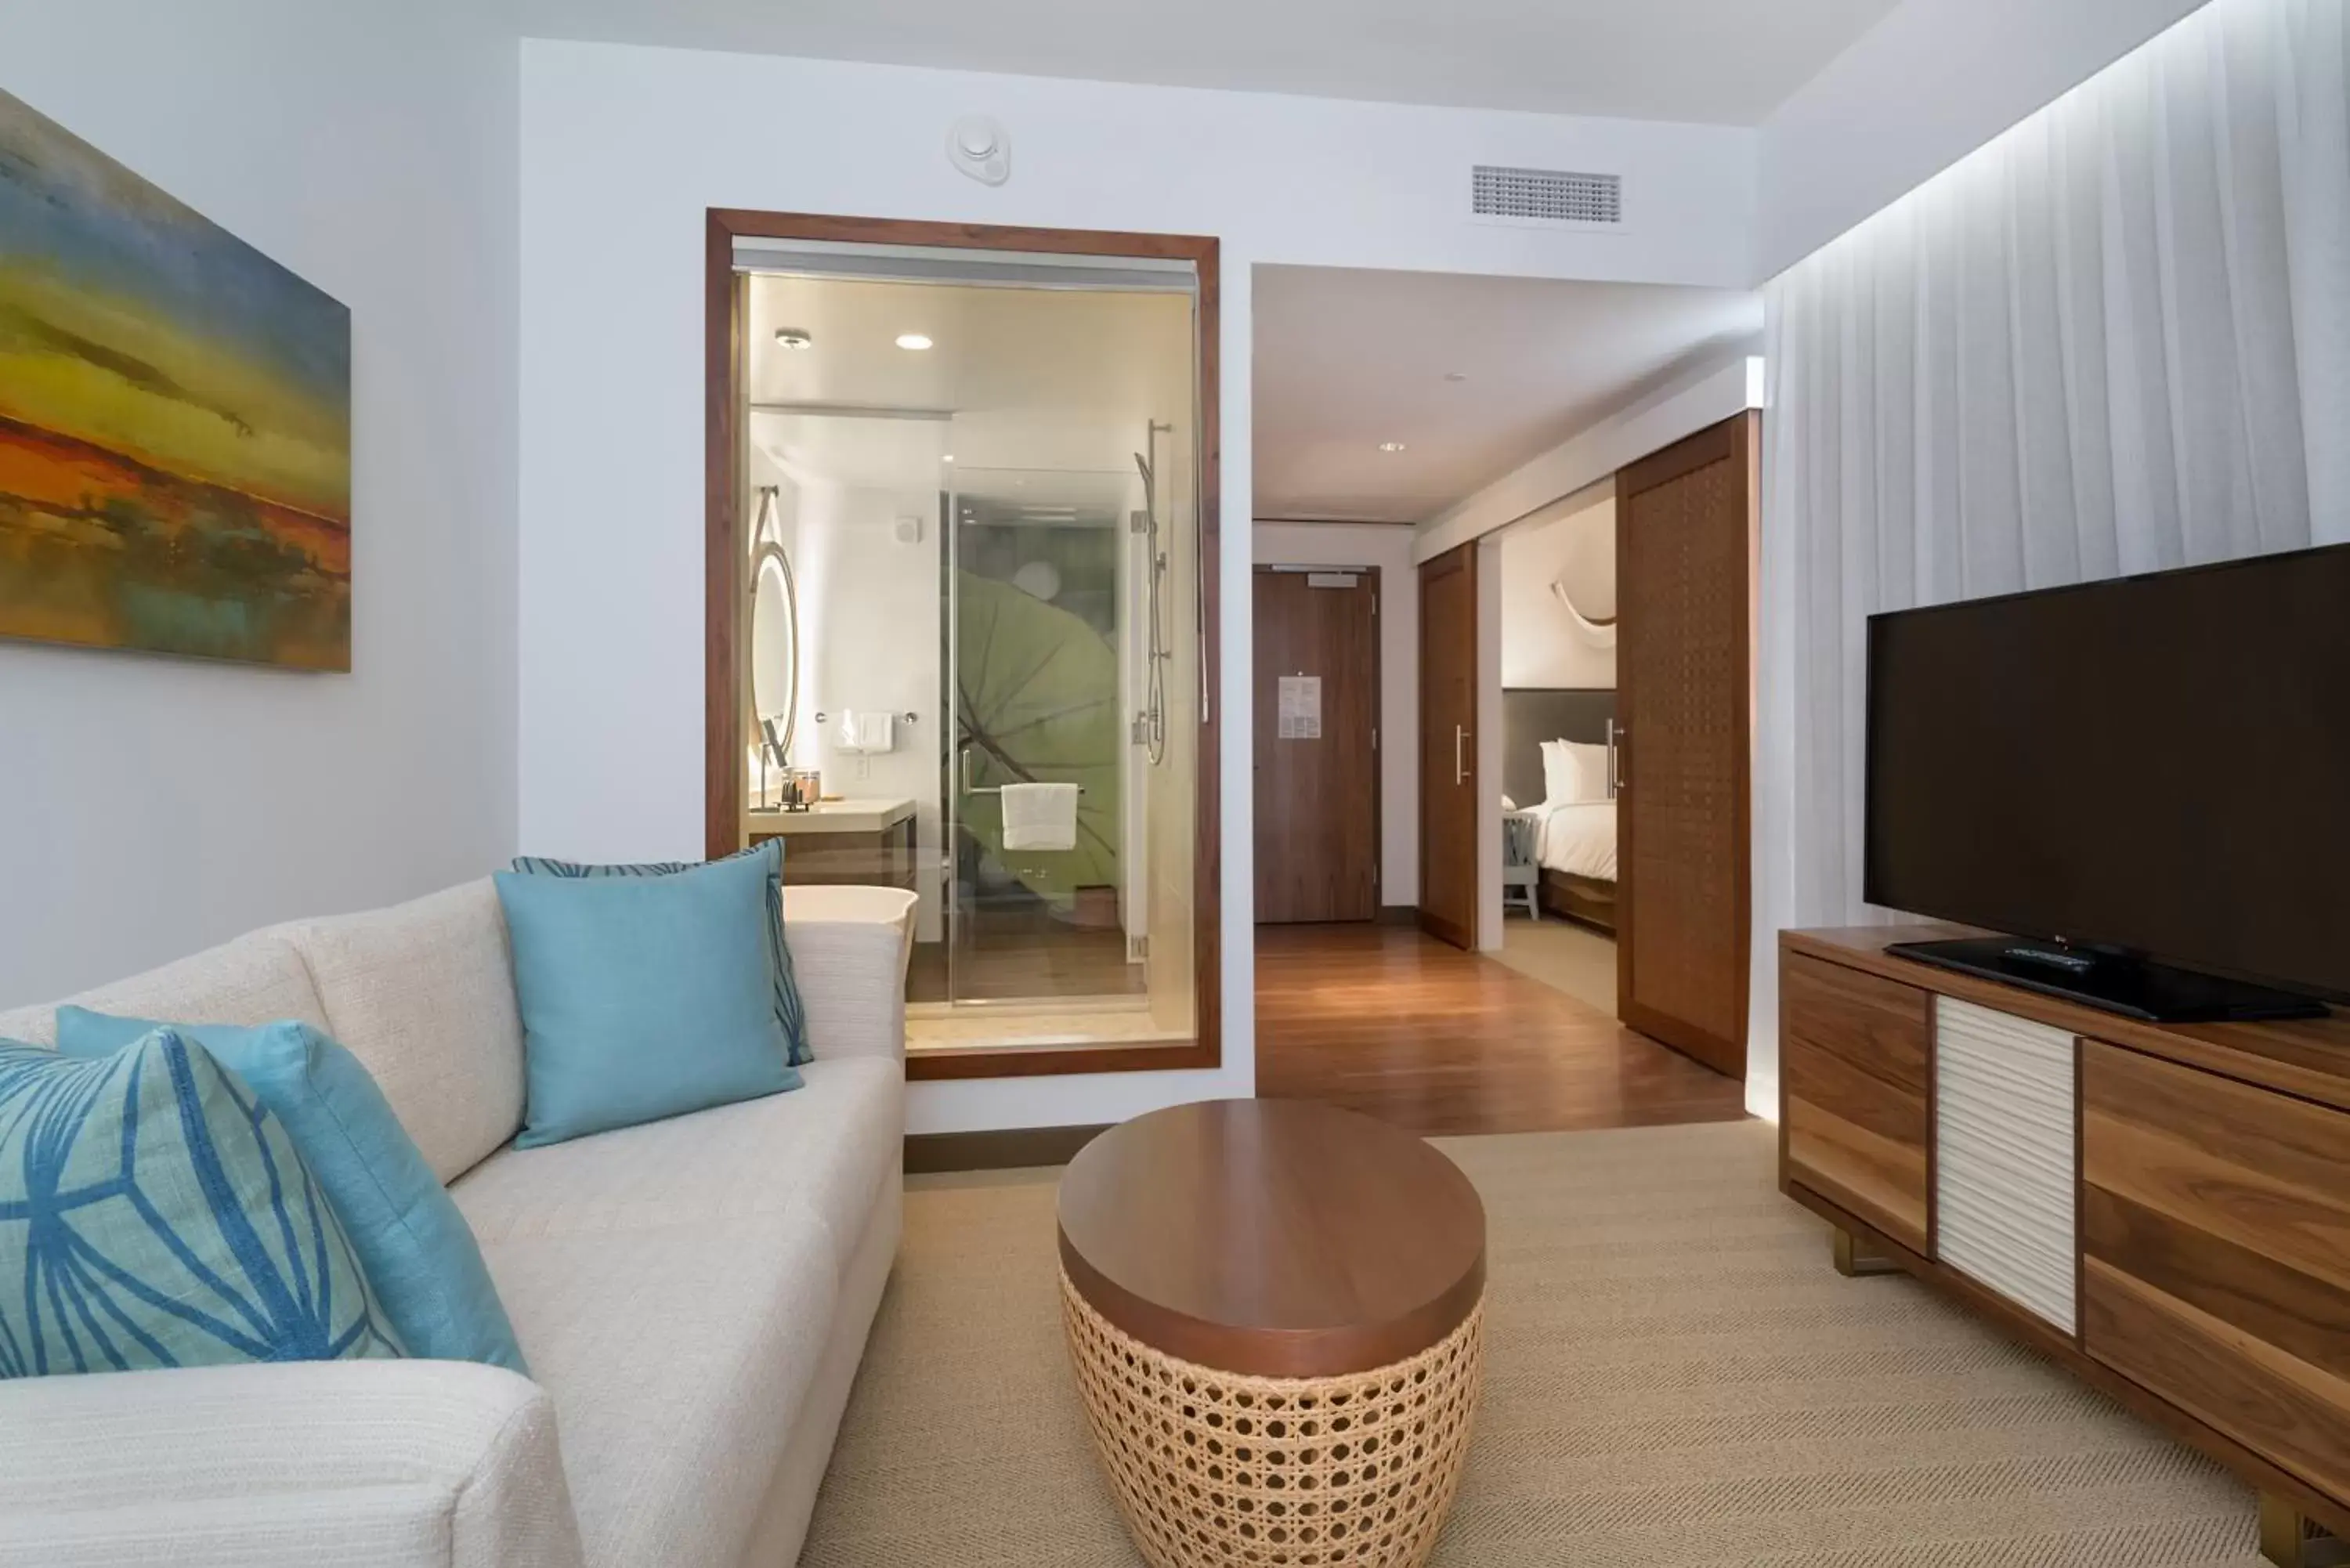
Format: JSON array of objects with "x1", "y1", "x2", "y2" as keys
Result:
[{"x1": 1502, "y1": 688, "x2": 1618, "y2": 807}]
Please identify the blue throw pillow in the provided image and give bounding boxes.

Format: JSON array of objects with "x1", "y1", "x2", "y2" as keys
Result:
[
  {"x1": 494, "y1": 848, "x2": 802, "y2": 1148},
  {"x1": 511, "y1": 840, "x2": 811, "y2": 1065},
  {"x1": 0, "y1": 1030, "x2": 405, "y2": 1377},
  {"x1": 54, "y1": 1010, "x2": 527, "y2": 1375}
]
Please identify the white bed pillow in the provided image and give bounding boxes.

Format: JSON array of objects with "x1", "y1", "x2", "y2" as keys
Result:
[{"x1": 1540, "y1": 739, "x2": 1613, "y2": 804}]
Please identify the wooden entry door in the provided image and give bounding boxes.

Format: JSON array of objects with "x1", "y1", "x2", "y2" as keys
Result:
[
  {"x1": 1418, "y1": 545, "x2": 1478, "y2": 949},
  {"x1": 1253, "y1": 568, "x2": 1379, "y2": 923},
  {"x1": 1616, "y1": 414, "x2": 1755, "y2": 1077}
]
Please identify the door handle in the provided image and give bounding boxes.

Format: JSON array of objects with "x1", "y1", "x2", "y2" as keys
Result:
[
  {"x1": 1454, "y1": 724, "x2": 1469, "y2": 786},
  {"x1": 959, "y1": 747, "x2": 974, "y2": 796},
  {"x1": 1608, "y1": 719, "x2": 1626, "y2": 794}
]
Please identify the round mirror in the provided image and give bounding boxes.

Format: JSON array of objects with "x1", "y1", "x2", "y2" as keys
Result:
[{"x1": 750, "y1": 542, "x2": 799, "y2": 759}]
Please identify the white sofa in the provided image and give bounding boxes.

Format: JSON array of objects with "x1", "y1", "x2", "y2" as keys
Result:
[{"x1": 0, "y1": 878, "x2": 916, "y2": 1568}]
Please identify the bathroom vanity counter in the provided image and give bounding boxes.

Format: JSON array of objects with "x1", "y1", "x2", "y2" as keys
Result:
[
  {"x1": 748, "y1": 798, "x2": 915, "y2": 836},
  {"x1": 749, "y1": 798, "x2": 916, "y2": 888}
]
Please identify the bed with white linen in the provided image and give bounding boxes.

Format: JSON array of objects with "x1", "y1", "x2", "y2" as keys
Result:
[
  {"x1": 1531, "y1": 798, "x2": 1618, "y2": 883},
  {"x1": 1499, "y1": 693, "x2": 1621, "y2": 934}
]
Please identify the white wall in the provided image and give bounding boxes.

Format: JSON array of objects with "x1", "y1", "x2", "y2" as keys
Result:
[
  {"x1": 1755, "y1": 0, "x2": 2212, "y2": 279},
  {"x1": 518, "y1": 40, "x2": 1760, "y2": 1133},
  {"x1": 1419, "y1": 356, "x2": 1762, "y2": 561},
  {"x1": 1251, "y1": 523, "x2": 1420, "y2": 908},
  {"x1": 1499, "y1": 495, "x2": 1616, "y2": 691},
  {"x1": 0, "y1": 2, "x2": 519, "y2": 1006},
  {"x1": 789, "y1": 478, "x2": 948, "y2": 940},
  {"x1": 1474, "y1": 536, "x2": 1505, "y2": 952}
]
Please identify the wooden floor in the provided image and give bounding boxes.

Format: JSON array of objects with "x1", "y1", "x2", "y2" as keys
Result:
[{"x1": 1255, "y1": 923, "x2": 1749, "y2": 1137}]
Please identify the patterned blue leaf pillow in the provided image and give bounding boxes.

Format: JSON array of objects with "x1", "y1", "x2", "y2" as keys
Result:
[
  {"x1": 0, "y1": 1030, "x2": 406, "y2": 1378},
  {"x1": 512, "y1": 838, "x2": 810, "y2": 1064}
]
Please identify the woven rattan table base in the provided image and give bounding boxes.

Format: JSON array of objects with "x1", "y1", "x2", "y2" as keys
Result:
[{"x1": 1060, "y1": 1270, "x2": 1484, "y2": 1568}]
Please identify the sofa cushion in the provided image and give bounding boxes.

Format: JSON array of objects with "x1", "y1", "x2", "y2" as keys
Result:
[
  {"x1": 0, "y1": 1031, "x2": 407, "y2": 1375},
  {"x1": 281, "y1": 880, "x2": 526, "y2": 1183},
  {"x1": 56, "y1": 1012, "x2": 526, "y2": 1375},
  {"x1": 512, "y1": 842, "x2": 811, "y2": 1067},
  {"x1": 0, "y1": 931, "x2": 329, "y2": 1049},
  {"x1": 494, "y1": 855, "x2": 801, "y2": 1149},
  {"x1": 476, "y1": 1213, "x2": 837, "y2": 1568},
  {"x1": 450, "y1": 1057, "x2": 901, "y2": 1282}
]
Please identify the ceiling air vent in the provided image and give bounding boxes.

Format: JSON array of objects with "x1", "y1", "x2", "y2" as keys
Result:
[{"x1": 1470, "y1": 164, "x2": 1623, "y2": 229}]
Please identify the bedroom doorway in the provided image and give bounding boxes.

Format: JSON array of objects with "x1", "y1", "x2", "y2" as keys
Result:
[
  {"x1": 1494, "y1": 486, "x2": 1620, "y2": 1017},
  {"x1": 1253, "y1": 565, "x2": 1380, "y2": 923}
]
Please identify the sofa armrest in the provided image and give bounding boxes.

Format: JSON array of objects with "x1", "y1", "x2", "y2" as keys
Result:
[
  {"x1": 0, "y1": 1360, "x2": 583, "y2": 1568},
  {"x1": 783, "y1": 885, "x2": 915, "y2": 1064}
]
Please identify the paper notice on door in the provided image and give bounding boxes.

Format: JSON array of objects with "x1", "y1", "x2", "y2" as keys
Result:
[{"x1": 1278, "y1": 675, "x2": 1322, "y2": 739}]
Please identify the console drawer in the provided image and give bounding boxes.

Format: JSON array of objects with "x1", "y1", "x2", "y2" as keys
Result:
[
  {"x1": 1781, "y1": 953, "x2": 1932, "y2": 1250},
  {"x1": 2081, "y1": 1040, "x2": 2350, "y2": 1499}
]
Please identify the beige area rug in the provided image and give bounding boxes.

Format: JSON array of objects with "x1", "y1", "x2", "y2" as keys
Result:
[
  {"x1": 1495, "y1": 916, "x2": 1619, "y2": 1016},
  {"x1": 801, "y1": 1122, "x2": 2261, "y2": 1567}
]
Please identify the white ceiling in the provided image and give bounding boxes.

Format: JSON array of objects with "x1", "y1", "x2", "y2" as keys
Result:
[
  {"x1": 511, "y1": 0, "x2": 1898, "y2": 124},
  {"x1": 1253, "y1": 266, "x2": 1760, "y2": 525}
]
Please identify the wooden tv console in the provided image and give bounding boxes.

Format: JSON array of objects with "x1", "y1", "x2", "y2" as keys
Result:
[{"x1": 1780, "y1": 927, "x2": 2350, "y2": 1566}]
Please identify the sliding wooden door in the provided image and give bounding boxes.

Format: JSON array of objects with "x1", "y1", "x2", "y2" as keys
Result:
[
  {"x1": 1253, "y1": 568, "x2": 1380, "y2": 923},
  {"x1": 1418, "y1": 545, "x2": 1478, "y2": 949},
  {"x1": 1616, "y1": 414, "x2": 1755, "y2": 1077}
]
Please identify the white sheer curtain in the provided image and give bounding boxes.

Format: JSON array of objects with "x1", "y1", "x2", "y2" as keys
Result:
[{"x1": 1750, "y1": 0, "x2": 2350, "y2": 1112}]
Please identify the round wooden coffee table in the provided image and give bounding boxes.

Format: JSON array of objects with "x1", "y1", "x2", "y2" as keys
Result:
[{"x1": 1057, "y1": 1099, "x2": 1487, "y2": 1568}]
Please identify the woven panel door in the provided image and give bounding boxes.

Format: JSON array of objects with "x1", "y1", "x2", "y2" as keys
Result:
[
  {"x1": 1417, "y1": 546, "x2": 1480, "y2": 950},
  {"x1": 1616, "y1": 415, "x2": 1755, "y2": 1076}
]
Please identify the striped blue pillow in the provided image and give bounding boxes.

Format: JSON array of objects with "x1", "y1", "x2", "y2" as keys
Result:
[
  {"x1": 0, "y1": 1030, "x2": 406, "y2": 1378},
  {"x1": 509, "y1": 840, "x2": 811, "y2": 1065}
]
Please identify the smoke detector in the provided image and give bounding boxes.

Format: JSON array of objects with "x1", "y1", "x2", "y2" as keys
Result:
[{"x1": 947, "y1": 117, "x2": 1010, "y2": 186}]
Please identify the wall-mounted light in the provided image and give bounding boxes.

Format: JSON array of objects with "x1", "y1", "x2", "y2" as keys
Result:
[{"x1": 895, "y1": 333, "x2": 935, "y2": 352}]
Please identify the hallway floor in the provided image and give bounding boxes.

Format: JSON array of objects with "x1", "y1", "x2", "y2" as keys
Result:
[
  {"x1": 1254, "y1": 923, "x2": 1748, "y2": 1137},
  {"x1": 1492, "y1": 914, "x2": 1618, "y2": 1013}
]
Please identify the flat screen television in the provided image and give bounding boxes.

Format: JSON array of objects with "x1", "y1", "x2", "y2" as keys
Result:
[{"x1": 1864, "y1": 541, "x2": 2350, "y2": 1021}]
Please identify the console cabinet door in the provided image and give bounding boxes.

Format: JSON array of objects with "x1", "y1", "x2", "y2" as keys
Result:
[
  {"x1": 1934, "y1": 999, "x2": 2077, "y2": 1333},
  {"x1": 2081, "y1": 1040, "x2": 2350, "y2": 1499},
  {"x1": 1781, "y1": 953, "x2": 1932, "y2": 1251}
]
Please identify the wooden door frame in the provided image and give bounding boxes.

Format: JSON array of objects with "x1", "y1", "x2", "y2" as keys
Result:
[
  {"x1": 1614, "y1": 411, "x2": 1756, "y2": 1076},
  {"x1": 1415, "y1": 544, "x2": 1478, "y2": 949},
  {"x1": 1250, "y1": 564, "x2": 1383, "y2": 925},
  {"x1": 705, "y1": 208, "x2": 1223, "y2": 1080}
]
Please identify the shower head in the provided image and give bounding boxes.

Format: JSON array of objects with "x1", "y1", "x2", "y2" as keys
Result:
[{"x1": 1133, "y1": 451, "x2": 1153, "y2": 486}]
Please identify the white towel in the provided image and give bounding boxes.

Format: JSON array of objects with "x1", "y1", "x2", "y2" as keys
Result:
[
  {"x1": 837, "y1": 711, "x2": 895, "y2": 754},
  {"x1": 1000, "y1": 782, "x2": 1079, "y2": 851}
]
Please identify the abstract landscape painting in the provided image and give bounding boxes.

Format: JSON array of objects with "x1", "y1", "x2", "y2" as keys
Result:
[{"x1": 0, "y1": 90, "x2": 350, "y2": 670}]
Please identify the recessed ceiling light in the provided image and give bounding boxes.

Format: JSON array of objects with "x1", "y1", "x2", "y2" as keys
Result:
[
  {"x1": 1378, "y1": 441, "x2": 1408, "y2": 453},
  {"x1": 775, "y1": 327, "x2": 814, "y2": 350},
  {"x1": 942, "y1": 454, "x2": 955, "y2": 464},
  {"x1": 895, "y1": 333, "x2": 935, "y2": 351},
  {"x1": 1443, "y1": 371, "x2": 1467, "y2": 383}
]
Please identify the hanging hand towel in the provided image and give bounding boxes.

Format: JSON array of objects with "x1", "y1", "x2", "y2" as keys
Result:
[
  {"x1": 1000, "y1": 782, "x2": 1079, "y2": 852},
  {"x1": 837, "y1": 711, "x2": 896, "y2": 754}
]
